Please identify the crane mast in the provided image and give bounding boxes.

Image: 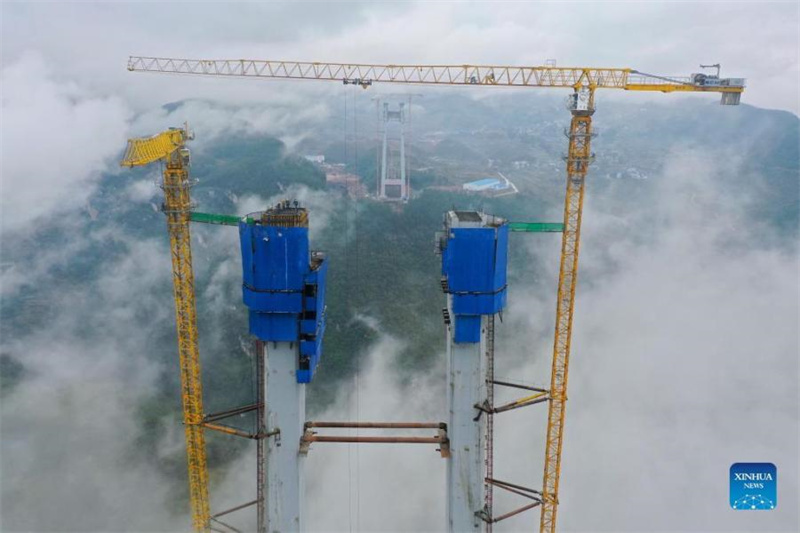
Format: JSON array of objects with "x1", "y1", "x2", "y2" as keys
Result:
[
  {"x1": 121, "y1": 127, "x2": 211, "y2": 532},
  {"x1": 539, "y1": 89, "x2": 594, "y2": 532},
  {"x1": 126, "y1": 57, "x2": 743, "y2": 532}
]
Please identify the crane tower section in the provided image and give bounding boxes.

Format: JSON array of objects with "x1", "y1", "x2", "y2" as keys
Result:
[
  {"x1": 120, "y1": 126, "x2": 211, "y2": 532},
  {"x1": 378, "y1": 101, "x2": 409, "y2": 201},
  {"x1": 239, "y1": 202, "x2": 328, "y2": 532},
  {"x1": 539, "y1": 89, "x2": 595, "y2": 533},
  {"x1": 439, "y1": 211, "x2": 508, "y2": 532}
]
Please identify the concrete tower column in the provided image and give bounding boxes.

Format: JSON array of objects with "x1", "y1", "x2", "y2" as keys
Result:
[
  {"x1": 239, "y1": 203, "x2": 328, "y2": 533},
  {"x1": 439, "y1": 210, "x2": 508, "y2": 532},
  {"x1": 264, "y1": 342, "x2": 306, "y2": 531},
  {"x1": 446, "y1": 313, "x2": 486, "y2": 532}
]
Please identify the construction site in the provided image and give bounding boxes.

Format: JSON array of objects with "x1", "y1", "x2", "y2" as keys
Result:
[
  {"x1": 8, "y1": 3, "x2": 800, "y2": 533},
  {"x1": 116, "y1": 57, "x2": 748, "y2": 533}
]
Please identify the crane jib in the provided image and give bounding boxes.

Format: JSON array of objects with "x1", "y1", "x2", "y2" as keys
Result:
[{"x1": 127, "y1": 56, "x2": 744, "y2": 98}]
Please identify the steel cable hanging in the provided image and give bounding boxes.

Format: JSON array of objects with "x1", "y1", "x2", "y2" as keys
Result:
[
  {"x1": 352, "y1": 85, "x2": 362, "y2": 532},
  {"x1": 343, "y1": 87, "x2": 354, "y2": 533}
]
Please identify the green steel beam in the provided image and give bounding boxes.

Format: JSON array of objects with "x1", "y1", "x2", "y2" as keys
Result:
[
  {"x1": 509, "y1": 222, "x2": 564, "y2": 233},
  {"x1": 190, "y1": 213, "x2": 560, "y2": 232},
  {"x1": 189, "y1": 212, "x2": 254, "y2": 226}
]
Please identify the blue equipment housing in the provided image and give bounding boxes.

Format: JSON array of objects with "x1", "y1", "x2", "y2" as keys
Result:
[
  {"x1": 440, "y1": 212, "x2": 509, "y2": 343},
  {"x1": 239, "y1": 206, "x2": 327, "y2": 383}
]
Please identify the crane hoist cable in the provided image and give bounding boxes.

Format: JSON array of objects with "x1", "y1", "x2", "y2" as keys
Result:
[
  {"x1": 341, "y1": 83, "x2": 364, "y2": 531},
  {"x1": 342, "y1": 85, "x2": 364, "y2": 532},
  {"x1": 352, "y1": 85, "x2": 362, "y2": 532},
  {"x1": 127, "y1": 57, "x2": 745, "y2": 533},
  {"x1": 342, "y1": 87, "x2": 354, "y2": 533}
]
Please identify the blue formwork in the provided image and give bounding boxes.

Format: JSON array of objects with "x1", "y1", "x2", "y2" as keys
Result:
[
  {"x1": 441, "y1": 219, "x2": 508, "y2": 343},
  {"x1": 239, "y1": 216, "x2": 327, "y2": 383}
]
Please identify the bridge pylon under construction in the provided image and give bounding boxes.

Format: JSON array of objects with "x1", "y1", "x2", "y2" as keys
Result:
[{"x1": 238, "y1": 202, "x2": 328, "y2": 532}]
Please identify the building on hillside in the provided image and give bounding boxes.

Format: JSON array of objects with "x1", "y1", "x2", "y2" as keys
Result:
[
  {"x1": 462, "y1": 178, "x2": 509, "y2": 193},
  {"x1": 325, "y1": 169, "x2": 366, "y2": 198}
]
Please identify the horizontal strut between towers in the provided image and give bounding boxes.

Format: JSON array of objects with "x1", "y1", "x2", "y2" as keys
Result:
[
  {"x1": 303, "y1": 435, "x2": 444, "y2": 443},
  {"x1": 300, "y1": 422, "x2": 450, "y2": 457},
  {"x1": 305, "y1": 421, "x2": 445, "y2": 429}
]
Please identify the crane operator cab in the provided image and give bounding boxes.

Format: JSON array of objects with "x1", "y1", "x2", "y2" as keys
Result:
[
  {"x1": 566, "y1": 87, "x2": 594, "y2": 114},
  {"x1": 691, "y1": 64, "x2": 745, "y2": 105}
]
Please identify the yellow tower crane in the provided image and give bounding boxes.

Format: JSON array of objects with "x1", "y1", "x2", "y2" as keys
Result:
[
  {"x1": 120, "y1": 125, "x2": 211, "y2": 532},
  {"x1": 126, "y1": 57, "x2": 744, "y2": 532}
]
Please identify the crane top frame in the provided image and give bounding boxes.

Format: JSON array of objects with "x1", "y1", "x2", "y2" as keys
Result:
[{"x1": 127, "y1": 56, "x2": 745, "y2": 100}]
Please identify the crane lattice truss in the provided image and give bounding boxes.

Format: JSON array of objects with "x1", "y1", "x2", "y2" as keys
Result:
[
  {"x1": 126, "y1": 57, "x2": 743, "y2": 533},
  {"x1": 541, "y1": 108, "x2": 593, "y2": 531},
  {"x1": 120, "y1": 128, "x2": 211, "y2": 532},
  {"x1": 127, "y1": 57, "x2": 745, "y2": 96}
]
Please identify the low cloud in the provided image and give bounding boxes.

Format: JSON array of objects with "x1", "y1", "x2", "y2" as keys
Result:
[
  {"x1": 305, "y1": 331, "x2": 446, "y2": 531},
  {"x1": 124, "y1": 174, "x2": 160, "y2": 203},
  {"x1": 195, "y1": 145, "x2": 800, "y2": 532},
  {"x1": 211, "y1": 329, "x2": 446, "y2": 532},
  {"x1": 130, "y1": 99, "x2": 329, "y2": 152},
  {"x1": 494, "y1": 148, "x2": 799, "y2": 531},
  {"x1": 0, "y1": 53, "x2": 130, "y2": 234},
  {"x1": 2, "y1": 142, "x2": 796, "y2": 531},
  {"x1": 0, "y1": 53, "x2": 330, "y2": 237},
  {"x1": 0, "y1": 236, "x2": 184, "y2": 531},
  {"x1": 1, "y1": 31, "x2": 796, "y2": 530}
]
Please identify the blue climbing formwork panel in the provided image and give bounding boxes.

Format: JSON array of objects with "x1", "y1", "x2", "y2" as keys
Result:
[
  {"x1": 441, "y1": 212, "x2": 508, "y2": 343},
  {"x1": 239, "y1": 206, "x2": 327, "y2": 382}
]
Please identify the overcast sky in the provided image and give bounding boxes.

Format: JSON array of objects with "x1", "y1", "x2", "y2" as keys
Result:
[
  {"x1": 1, "y1": 1, "x2": 798, "y2": 113},
  {"x1": 2, "y1": 0, "x2": 798, "y2": 231}
]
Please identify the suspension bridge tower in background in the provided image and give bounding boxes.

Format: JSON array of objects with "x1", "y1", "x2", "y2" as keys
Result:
[{"x1": 377, "y1": 99, "x2": 409, "y2": 201}]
